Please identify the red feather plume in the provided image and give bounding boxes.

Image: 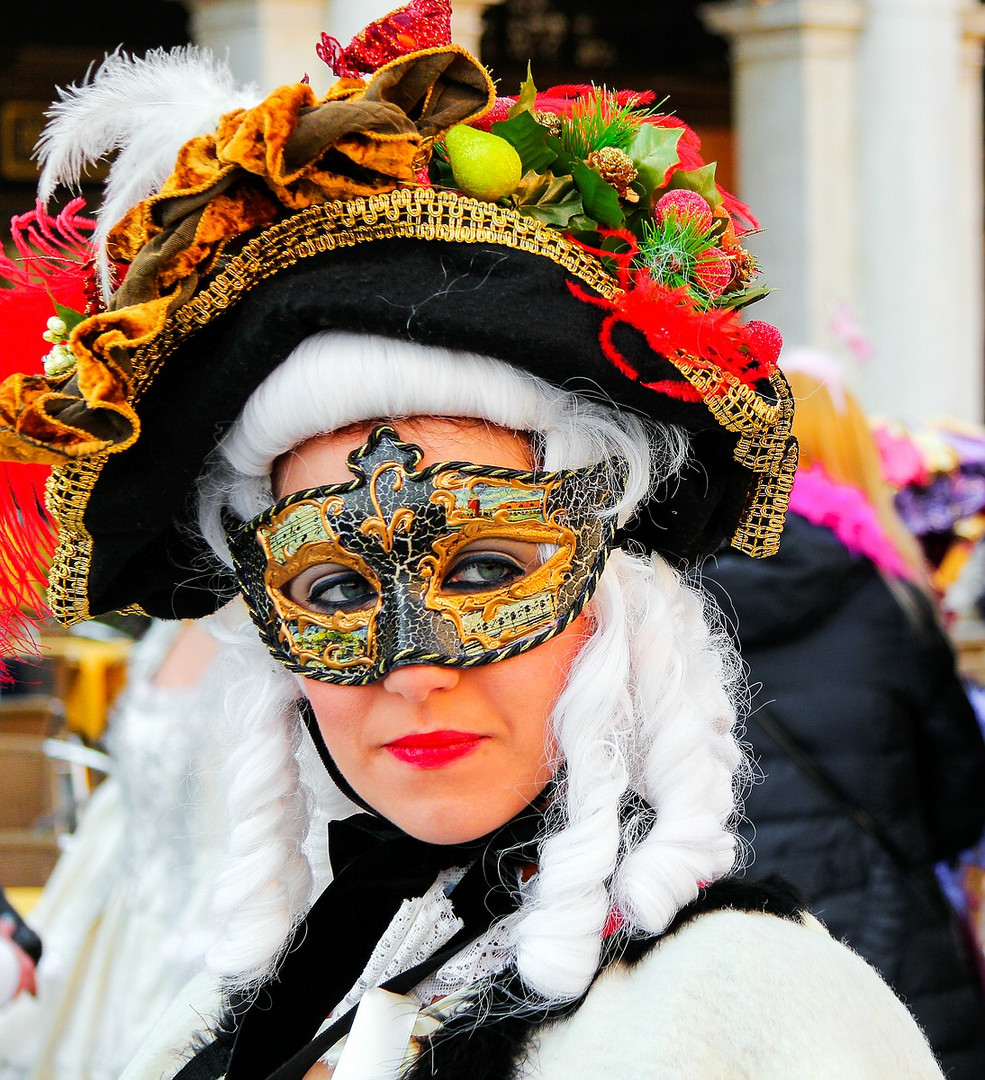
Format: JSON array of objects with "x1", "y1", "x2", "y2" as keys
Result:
[
  {"x1": 567, "y1": 231, "x2": 779, "y2": 403},
  {"x1": 0, "y1": 198, "x2": 97, "y2": 663}
]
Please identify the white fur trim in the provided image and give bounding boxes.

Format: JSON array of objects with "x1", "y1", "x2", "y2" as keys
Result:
[
  {"x1": 118, "y1": 912, "x2": 944, "y2": 1079},
  {"x1": 118, "y1": 971, "x2": 222, "y2": 1080},
  {"x1": 521, "y1": 910, "x2": 944, "y2": 1078}
]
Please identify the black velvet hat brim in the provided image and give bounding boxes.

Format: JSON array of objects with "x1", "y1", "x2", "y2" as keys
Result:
[{"x1": 81, "y1": 237, "x2": 760, "y2": 620}]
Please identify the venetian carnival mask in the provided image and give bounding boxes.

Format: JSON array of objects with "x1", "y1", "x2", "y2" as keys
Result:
[{"x1": 224, "y1": 425, "x2": 625, "y2": 684}]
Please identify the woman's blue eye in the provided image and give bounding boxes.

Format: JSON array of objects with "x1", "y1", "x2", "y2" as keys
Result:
[
  {"x1": 443, "y1": 552, "x2": 525, "y2": 592},
  {"x1": 305, "y1": 572, "x2": 376, "y2": 612}
]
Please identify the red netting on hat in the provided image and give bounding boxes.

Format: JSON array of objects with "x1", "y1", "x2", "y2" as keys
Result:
[
  {"x1": 317, "y1": 0, "x2": 452, "y2": 78},
  {"x1": 568, "y1": 233, "x2": 780, "y2": 402}
]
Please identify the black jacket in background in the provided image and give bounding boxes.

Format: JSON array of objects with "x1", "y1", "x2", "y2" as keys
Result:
[{"x1": 703, "y1": 513, "x2": 985, "y2": 1080}]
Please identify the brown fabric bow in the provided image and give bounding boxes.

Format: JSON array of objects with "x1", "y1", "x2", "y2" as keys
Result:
[{"x1": 0, "y1": 46, "x2": 494, "y2": 465}]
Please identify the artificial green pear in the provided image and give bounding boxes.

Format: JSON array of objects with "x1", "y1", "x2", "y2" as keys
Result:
[{"x1": 444, "y1": 125, "x2": 522, "y2": 202}]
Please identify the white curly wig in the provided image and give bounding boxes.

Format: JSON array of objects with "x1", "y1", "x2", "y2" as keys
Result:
[{"x1": 194, "y1": 331, "x2": 749, "y2": 1003}]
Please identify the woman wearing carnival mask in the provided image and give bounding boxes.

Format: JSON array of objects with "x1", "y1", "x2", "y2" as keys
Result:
[{"x1": 0, "y1": 4, "x2": 947, "y2": 1077}]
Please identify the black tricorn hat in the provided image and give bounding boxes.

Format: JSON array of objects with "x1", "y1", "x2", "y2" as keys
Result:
[{"x1": 0, "y1": 46, "x2": 795, "y2": 629}]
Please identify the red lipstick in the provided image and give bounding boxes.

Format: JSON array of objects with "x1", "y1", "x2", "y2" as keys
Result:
[{"x1": 384, "y1": 730, "x2": 485, "y2": 768}]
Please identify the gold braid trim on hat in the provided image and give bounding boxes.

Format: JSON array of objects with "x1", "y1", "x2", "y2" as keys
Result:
[
  {"x1": 43, "y1": 192, "x2": 793, "y2": 625},
  {"x1": 671, "y1": 364, "x2": 797, "y2": 558},
  {"x1": 131, "y1": 189, "x2": 622, "y2": 393},
  {"x1": 44, "y1": 456, "x2": 102, "y2": 624},
  {"x1": 0, "y1": 45, "x2": 497, "y2": 470}
]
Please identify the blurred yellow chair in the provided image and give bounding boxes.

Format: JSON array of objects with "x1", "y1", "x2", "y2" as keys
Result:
[
  {"x1": 0, "y1": 733, "x2": 61, "y2": 887},
  {"x1": 42, "y1": 636, "x2": 131, "y2": 742},
  {"x1": 0, "y1": 696, "x2": 64, "y2": 737}
]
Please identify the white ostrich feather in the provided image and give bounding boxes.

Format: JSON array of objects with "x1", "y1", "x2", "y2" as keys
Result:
[{"x1": 37, "y1": 46, "x2": 261, "y2": 299}]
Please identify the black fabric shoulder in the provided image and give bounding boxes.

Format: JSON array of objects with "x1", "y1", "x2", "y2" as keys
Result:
[
  {"x1": 620, "y1": 873, "x2": 806, "y2": 968},
  {"x1": 173, "y1": 1022, "x2": 235, "y2": 1080}
]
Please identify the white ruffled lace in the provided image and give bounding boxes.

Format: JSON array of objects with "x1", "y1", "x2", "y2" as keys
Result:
[
  {"x1": 324, "y1": 865, "x2": 520, "y2": 1030},
  {"x1": 328, "y1": 867, "x2": 467, "y2": 1020}
]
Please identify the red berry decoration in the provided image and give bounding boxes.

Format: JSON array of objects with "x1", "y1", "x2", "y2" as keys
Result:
[
  {"x1": 744, "y1": 320, "x2": 783, "y2": 367},
  {"x1": 694, "y1": 248, "x2": 732, "y2": 297},
  {"x1": 653, "y1": 189, "x2": 713, "y2": 232}
]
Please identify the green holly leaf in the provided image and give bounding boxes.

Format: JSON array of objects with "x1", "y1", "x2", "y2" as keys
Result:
[
  {"x1": 567, "y1": 215, "x2": 601, "y2": 234},
  {"x1": 492, "y1": 110, "x2": 557, "y2": 174},
  {"x1": 429, "y1": 144, "x2": 456, "y2": 188},
  {"x1": 717, "y1": 284, "x2": 771, "y2": 311},
  {"x1": 626, "y1": 123, "x2": 683, "y2": 202},
  {"x1": 623, "y1": 202, "x2": 651, "y2": 238},
  {"x1": 509, "y1": 63, "x2": 538, "y2": 118},
  {"x1": 666, "y1": 162, "x2": 723, "y2": 209},
  {"x1": 512, "y1": 170, "x2": 585, "y2": 227},
  {"x1": 517, "y1": 189, "x2": 585, "y2": 228},
  {"x1": 41, "y1": 286, "x2": 86, "y2": 333},
  {"x1": 570, "y1": 159, "x2": 625, "y2": 228},
  {"x1": 601, "y1": 232, "x2": 633, "y2": 255},
  {"x1": 53, "y1": 301, "x2": 86, "y2": 333},
  {"x1": 512, "y1": 169, "x2": 576, "y2": 205},
  {"x1": 543, "y1": 132, "x2": 625, "y2": 229}
]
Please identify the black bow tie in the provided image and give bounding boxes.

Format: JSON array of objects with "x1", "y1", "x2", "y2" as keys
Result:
[{"x1": 221, "y1": 794, "x2": 547, "y2": 1080}]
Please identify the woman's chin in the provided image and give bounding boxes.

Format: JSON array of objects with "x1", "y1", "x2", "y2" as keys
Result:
[
  {"x1": 384, "y1": 808, "x2": 510, "y2": 846},
  {"x1": 376, "y1": 792, "x2": 531, "y2": 846}
]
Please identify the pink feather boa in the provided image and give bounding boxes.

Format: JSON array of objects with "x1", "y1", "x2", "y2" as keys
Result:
[{"x1": 787, "y1": 465, "x2": 912, "y2": 581}]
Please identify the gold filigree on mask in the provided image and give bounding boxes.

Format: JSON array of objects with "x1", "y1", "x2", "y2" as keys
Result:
[
  {"x1": 224, "y1": 426, "x2": 622, "y2": 684},
  {"x1": 359, "y1": 460, "x2": 417, "y2": 552}
]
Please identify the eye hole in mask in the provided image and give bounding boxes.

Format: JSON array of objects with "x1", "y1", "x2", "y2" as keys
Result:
[
  {"x1": 286, "y1": 563, "x2": 379, "y2": 614},
  {"x1": 283, "y1": 538, "x2": 558, "y2": 614},
  {"x1": 441, "y1": 539, "x2": 548, "y2": 593}
]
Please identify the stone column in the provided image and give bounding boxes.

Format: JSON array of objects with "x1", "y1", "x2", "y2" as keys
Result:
[
  {"x1": 187, "y1": 0, "x2": 505, "y2": 92},
  {"x1": 187, "y1": 0, "x2": 333, "y2": 89},
  {"x1": 325, "y1": 0, "x2": 404, "y2": 51},
  {"x1": 855, "y1": 0, "x2": 985, "y2": 421},
  {"x1": 451, "y1": 0, "x2": 507, "y2": 56},
  {"x1": 957, "y1": 6, "x2": 985, "y2": 417},
  {"x1": 701, "y1": 1, "x2": 864, "y2": 366},
  {"x1": 704, "y1": 0, "x2": 985, "y2": 423}
]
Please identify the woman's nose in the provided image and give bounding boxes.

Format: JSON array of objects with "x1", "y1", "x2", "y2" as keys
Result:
[{"x1": 381, "y1": 664, "x2": 461, "y2": 702}]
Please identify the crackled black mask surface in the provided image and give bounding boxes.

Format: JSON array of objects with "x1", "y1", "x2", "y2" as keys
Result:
[{"x1": 224, "y1": 426, "x2": 625, "y2": 684}]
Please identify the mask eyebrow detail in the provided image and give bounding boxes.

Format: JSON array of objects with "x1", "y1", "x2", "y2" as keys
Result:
[{"x1": 224, "y1": 425, "x2": 627, "y2": 684}]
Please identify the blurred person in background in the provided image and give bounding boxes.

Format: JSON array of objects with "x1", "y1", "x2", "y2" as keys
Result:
[
  {"x1": 0, "y1": 618, "x2": 337, "y2": 1080},
  {"x1": 704, "y1": 354, "x2": 985, "y2": 1079},
  {"x1": 0, "y1": 888, "x2": 40, "y2": 1007},
  {"x1": 0, "y1": 621, "x2": 227, "y2": 1080}
]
